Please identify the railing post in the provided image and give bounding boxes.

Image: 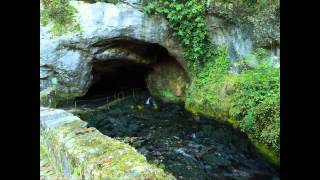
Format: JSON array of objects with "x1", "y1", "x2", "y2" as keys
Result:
[
  {"x1": 107, "y1": 97, "x2": 109, "y2": 109},
  {"x1": 49, "y1": 96, "x2": 52, "y2": 107}
]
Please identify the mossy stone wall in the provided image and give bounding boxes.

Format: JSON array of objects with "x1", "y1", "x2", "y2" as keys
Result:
[{"x1": 40, "y1": 107, "x2": 175, "y2": 179}]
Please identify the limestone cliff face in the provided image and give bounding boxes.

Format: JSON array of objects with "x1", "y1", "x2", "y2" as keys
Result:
[
  {"x1": 145, "y1": 59, "x2": 189, "y2": 102},
  {"x1": 40, "y1": 0, "x2": 280, "y2": 100},
  {"x1": 205, "y1": 0, "x2": 280, "y2": 72},
  {"x1": 40, "y1": 0, "x2": 185, "y2": 97}
]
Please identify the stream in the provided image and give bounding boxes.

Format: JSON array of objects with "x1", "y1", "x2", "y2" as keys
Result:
[{"x1": 72, "y1": 93, "x2": 280, "y2": 180}]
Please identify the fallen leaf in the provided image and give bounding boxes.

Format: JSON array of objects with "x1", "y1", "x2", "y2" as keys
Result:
[
  {"x1": 103, "y1": 159, "x2": 111, "y2": 165},
  {"x1": 84, "y1": 128, "x2": 93, "y2": 133},
  {"x1": 144, "y1": 178, "x2": 156, "y2": 180}
]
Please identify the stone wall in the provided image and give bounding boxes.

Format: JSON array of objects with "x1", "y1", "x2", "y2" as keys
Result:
[{"x1": 40, "y1": 107, "x2": 175, "y2": 179}]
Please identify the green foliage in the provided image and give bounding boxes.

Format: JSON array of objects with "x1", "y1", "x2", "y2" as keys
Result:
[
  {"x1": 160, "y1": 89, "x2": 175, "y2": 98},
  {"x1": 243, "y1": 0, "x2": 257, "y2": 6},
  {"x1": 212, "y1": 0, "x2": 279, "y2": 27},
  {"x1": 189, "y1": 45, "x2": 228, "y2": 89},
  {"x1": 73, "y1": 162, "x2": 85, "y2": 177},
  {"x1": 185, "y1": 46, "x2": 280, "y2": 162},
  {"x1": 229, "y1": 62, "x2": 280, "y2": 153},
  {"x1": 144, "y1": 0, "x2": 215, "y2": 74},
  {"x1": 236, "y1": 48, "x2": 271, "y2": 72},
  {"x1": 158, "y1": 88, "x2": 183, "y2": 102},
  {"x1": 40, "y1": 0, "x2": 81, "y2": 36},
  {"x1": 252, "y1": 0, "x2": 278, "y2": 11},
  {"x1": 185, "y1": 45, "x2": 232, "y2": 119}
]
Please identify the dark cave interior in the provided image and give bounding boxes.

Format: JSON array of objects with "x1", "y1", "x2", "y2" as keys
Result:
[
  {"x1": 76, "y1": 60, "x2": 152, "y2": 100},
  {"x1": 76, "y1": 39, "x2": 183, "y2": 101}
]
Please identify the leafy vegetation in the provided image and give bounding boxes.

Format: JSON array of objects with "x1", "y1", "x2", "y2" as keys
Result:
[
  {"x1": 144, "y1": 0, "x2": 279, "y2": 164},
  {"x1": 211, "y1": 0, "x2": 279, "y2": 16},
  {"x1": 185, "y1": 47, "x2": 280, "y2": 164},
  {"x1": 185, "y1": 46, "x2": 229, "y2": 115},
  {"x1": 185, "y1": 46, "x2": 237, "y2": 125},
  {"x1": 158, "y1": 88, "x2": 180, "y2": 102},
  {"x1": 235, "y1": 48, "x2": 274, "y2": 72},
  {"x1": 229, "y1": 61, "x2": 280, "y2": 153},
  {"x1": 40, "y1": 0, "x2": 81, "y2": 36},
  {"x1": 144, "y1": 0, "x2": 215, "y2": 75}
]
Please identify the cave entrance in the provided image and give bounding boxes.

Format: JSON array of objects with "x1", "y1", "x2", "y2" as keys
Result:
[
  {"x1": 76, "y1": 60, "x2": 152, "y2": 100},
  {"x1": 75, "y1": 38, "x2": 188, "y2": 104}
]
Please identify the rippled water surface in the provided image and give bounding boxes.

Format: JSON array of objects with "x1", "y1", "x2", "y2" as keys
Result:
[{"x1": 74, "y1": 94, "x2": 280, "y2": 180}]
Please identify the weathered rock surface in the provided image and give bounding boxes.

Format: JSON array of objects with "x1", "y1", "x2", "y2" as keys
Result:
[
  {"x1": 205, "y1": 0, "x2": 280, "y2": 72},
  {"x1": 40, "y1": 0, "x2": 280, "y2": 100},
  {"x1": 41, "y1": 142, "x2": 64, "y2": 180},
  {"x1": 40, "y1": 1, "x2": 185, "y2": 95},
  {"x1": 40, "y1": 107, "x2": 175, "y2": 179},
  {"x1": 206, "y1": 0, "x2": 280, "y2": 48},
  {"x1": 146, "y1": 59, "x2": 189, "y2": 101}
]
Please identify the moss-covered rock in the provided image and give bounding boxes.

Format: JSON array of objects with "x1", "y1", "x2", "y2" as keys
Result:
[
  {"x1": 146, "y1": 59, "x2": 189, "y2": 102},
  {"x1": 185, "y1": 71, "x2": 280, "y2": 166},
  {"x1": 40, "y1": 107, "x2": 175, "y2": 179},
  {"x1": 206, "y1": 0, "x2": 280, "y2": 47},
  {"x1": 40, "y1": 0, "x2": 81, "y2": 36},
  {"x1": 40, "y1": 87, "x2": 83, "y2": 108},
  {"x1": 184, "y1": 46, "x2": 280, "y2": 166}
]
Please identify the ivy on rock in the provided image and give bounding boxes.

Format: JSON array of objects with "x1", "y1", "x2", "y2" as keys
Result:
[
  {"x1": 144, "y1": 0, "x2": 215, "y2": 75},
  {"x1": 144, "y1": 1, "x2": 280, "y2": 165}
]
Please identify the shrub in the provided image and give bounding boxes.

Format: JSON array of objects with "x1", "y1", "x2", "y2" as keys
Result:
[
  {"x1": 144, "y1": 0, "x2": 280, "y2": 163},
  {"x1": 186, "y1": 46, "x2": 280, "y2": 163},
  {"x1": 229, "y1": 62, "x2": 280, "y2": 152},
  {"x1": 40, "y1": 0, "x2": 81, "y2": 36},
  {"x1": 144, "y1": 0, "x2": 215, "y2": 75}
]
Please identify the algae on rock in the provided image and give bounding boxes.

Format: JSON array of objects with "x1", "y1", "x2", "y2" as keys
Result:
[{"x1": 40, "y1": 107, "x2": 175, "y2": 179}]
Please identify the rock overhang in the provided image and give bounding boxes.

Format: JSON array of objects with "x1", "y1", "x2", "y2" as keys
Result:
[{"x1": 40, "y1": 0, "x2": 186, "y2": 97}]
